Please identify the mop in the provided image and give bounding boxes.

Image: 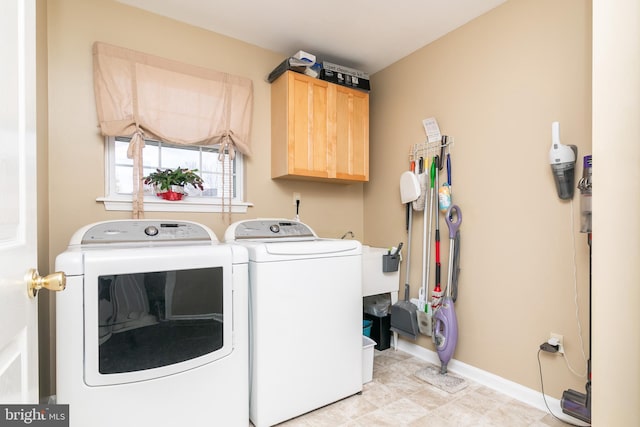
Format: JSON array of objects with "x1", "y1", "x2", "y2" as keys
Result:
[
  {"x1": 414, "y1": 156, "x2": 428, "y2": 312},
  {"x1": 416, "y1": 157, "x2": 433, "y2": 336},
  {"x1": 433, "y1": 205, "x2": 462, "y2": 374},
  {"x1": 430, "y1": 157, "x2": 443, "y2": 313},
  {"x1": 415, "y1": 205, "x2": 467, "y2": 393},
  {"x1": 414, "y1": 362, "x2": 467, "y2": 394},
  {"x1": 413, "y1": 157, "x2": 428, "y2": 212}
]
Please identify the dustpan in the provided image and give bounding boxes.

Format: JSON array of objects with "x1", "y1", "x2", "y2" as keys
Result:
[{"x1": 390, "y1": 174, "x2": 420, "y2": 339}]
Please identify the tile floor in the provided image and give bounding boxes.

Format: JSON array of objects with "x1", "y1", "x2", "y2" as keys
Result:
[{"x1": 276, "y1": 348, "x2": 568, "y2": 427}]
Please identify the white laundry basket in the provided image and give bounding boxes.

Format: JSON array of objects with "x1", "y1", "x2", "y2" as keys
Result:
[{"x1": 362, "y1": 336, "x2": 376, "y2": 383}]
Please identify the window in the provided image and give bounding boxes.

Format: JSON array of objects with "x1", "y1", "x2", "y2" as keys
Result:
[{"x1": 98, "y1": 136, "x2": 251, "y2": 213}]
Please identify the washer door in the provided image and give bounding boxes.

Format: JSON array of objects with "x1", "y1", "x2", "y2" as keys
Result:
[{"x1": 82, "y1": 244, "x2": 233, "y2": 386}]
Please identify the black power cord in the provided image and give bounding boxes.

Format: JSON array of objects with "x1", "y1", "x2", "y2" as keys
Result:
[{"x1": 537, "y1": 349, "x2": 591, "y2": 427}]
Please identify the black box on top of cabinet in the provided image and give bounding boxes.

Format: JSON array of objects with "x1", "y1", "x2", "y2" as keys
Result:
[
  {"x1": 320, "y1": 61, "x2": 371, "y2": 92},
  {"x1": 363, "y1": 313, "x2": 391, "y2": 351},
  {"x1": 267, "y1": 57, "x2": 320, "y2": 83}
]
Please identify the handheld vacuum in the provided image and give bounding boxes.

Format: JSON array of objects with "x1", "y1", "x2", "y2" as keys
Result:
[{"x1": 548, "y1": 121, "x2": 577, "y2": 200}]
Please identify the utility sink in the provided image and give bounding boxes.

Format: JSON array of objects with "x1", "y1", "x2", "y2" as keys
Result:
[{"x1": 361, "y1": 246, "x2": 401, "y2": 297}]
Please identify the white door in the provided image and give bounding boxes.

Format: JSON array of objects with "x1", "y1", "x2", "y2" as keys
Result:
[{"x1": 0, "y1": 0, "x2": 39, "y2": 404}]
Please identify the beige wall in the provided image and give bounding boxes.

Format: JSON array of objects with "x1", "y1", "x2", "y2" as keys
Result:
[
  {"x1": 45, "y1": 0, "x2": 365, "y2": 273},
  {"x1": 367, "y1": 0, "x2": 592, "y2": 398}
]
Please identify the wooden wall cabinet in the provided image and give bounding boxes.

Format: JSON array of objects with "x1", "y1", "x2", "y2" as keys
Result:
[{"x1": 271, "y1": 71, "x2": 369, "y2": 182}]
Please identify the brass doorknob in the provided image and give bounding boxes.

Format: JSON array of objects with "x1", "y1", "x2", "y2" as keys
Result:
[{"x1": 26, "y1": 269, "x2": 66, "y2": 299}]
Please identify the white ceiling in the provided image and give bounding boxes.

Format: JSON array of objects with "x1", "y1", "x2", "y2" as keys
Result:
[{"x1": 116, "y1": 0, "x2": 507, "y2": 74}]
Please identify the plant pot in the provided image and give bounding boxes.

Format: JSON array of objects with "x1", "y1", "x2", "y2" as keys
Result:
[
  {"x1": 158, "y1": 190, "x2": 184, "y2": 201},
  {"x1": 154, "y1": 184, "x2": 186, "y2": 201}
]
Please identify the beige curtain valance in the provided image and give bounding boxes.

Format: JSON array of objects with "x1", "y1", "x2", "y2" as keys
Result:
[{"x1": 92, "y1": 41, "x2": 253, "y2": 217}]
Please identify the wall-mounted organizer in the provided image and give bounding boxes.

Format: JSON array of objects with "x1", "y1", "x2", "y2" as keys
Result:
[
  {"x1": 409, "y1": 135, "x2": 455, "y2": 167},
  {"x1": 405, "y1": 134, "x2": 457, "y2": 342}
]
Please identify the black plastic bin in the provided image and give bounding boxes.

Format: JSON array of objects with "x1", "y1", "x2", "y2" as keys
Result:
[{"x1": 363, "y1": 313, "x2": 391, "y2": 351}]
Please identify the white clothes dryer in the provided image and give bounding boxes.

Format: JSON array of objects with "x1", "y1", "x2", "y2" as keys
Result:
[
  {"x1": 224, "y1": 219, "x2": 362, "y2": 427},
  {"x1": 55, "y1": 220, "x2": 248, "y2": 427}
]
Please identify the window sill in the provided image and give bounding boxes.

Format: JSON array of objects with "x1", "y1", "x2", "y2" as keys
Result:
[{"x1": 97, "y1": 195, "x2": 253, "y2": 213}]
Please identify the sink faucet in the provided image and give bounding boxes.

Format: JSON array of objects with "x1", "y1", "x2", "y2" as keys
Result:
[{"x1": 340, "y1": 231, "x2": 355, "y2": 239}]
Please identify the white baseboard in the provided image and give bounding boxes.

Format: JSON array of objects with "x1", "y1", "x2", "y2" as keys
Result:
[{"x1": 395, "y1": 339, "x2": 589, "y2": 426}]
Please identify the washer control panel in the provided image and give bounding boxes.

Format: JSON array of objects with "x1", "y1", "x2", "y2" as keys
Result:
[
  {"x1": 229, "y1": 219, "x2": 316, "y2": 241},
  {"x1": 73, "y1": 220, "x2": 215, "y2": 245}
]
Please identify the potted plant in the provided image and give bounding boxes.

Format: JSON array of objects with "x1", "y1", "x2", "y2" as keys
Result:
[{"x1": 143, "y1": 167, "x2": 204, "y2": 200}]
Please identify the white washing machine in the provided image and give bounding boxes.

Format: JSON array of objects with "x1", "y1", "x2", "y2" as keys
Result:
[
  {"x1": 55, "y1": 220, "x2": 248, "y2": 427},
  {"x1": 224, "y1": 219, "x2": 362, "y2": 427}
]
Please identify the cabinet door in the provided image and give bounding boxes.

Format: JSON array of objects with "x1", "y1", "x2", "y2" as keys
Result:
[
  {"x1": 288, "y1": 72, "x2": 331, "y2": 178},
  {"x1": 334, "y1": 85, "x2": 369, "y2": 181},
  {"x1": 272, "y1": 72, "x2": 330, "y2": 179}
]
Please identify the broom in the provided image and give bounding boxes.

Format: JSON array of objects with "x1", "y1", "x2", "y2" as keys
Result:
[{"x1": 391, "y1": 167, "x2": 421, "y2": 340}]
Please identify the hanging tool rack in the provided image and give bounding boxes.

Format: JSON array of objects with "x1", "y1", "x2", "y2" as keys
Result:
[{"x1": 409, "y1": 135, "x2": 454, "y2": 164}]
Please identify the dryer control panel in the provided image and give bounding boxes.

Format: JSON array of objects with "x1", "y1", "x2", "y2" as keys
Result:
[{"x1": 227, "y1": 219, "x2": 316, "y2": 241}]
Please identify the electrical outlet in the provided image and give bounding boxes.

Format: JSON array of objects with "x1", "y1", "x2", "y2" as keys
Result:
[
  {"x1": 293, "y1": 192, "x2": 301, "y2": 206},
  {"x1": 550, "y1": 333, "x2": 564, "y2": 355}
]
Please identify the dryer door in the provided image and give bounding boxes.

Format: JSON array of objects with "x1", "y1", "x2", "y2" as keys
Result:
[{"x1": 81, "y1": 244, "x2": 234, "y2": 386}]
